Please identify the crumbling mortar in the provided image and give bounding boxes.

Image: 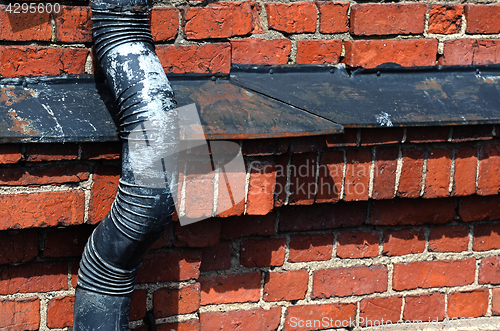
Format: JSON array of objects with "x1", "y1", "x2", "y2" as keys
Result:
[
  {"x1": 368, "y1": 146, "x2": 375, "y2": 199},
  {"x1": 449, "y1": 147, "x2": 456, "y2": 194},
  {"x1": 394, "y1": 144, "x2": 403, "y2": 197}
]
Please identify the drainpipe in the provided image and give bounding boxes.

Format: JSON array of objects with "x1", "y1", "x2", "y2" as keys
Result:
[{"x1": 73, "y1": 0, "x2": 178, "y2": 329}]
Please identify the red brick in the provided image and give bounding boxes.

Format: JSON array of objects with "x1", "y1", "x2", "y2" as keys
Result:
[
  {"x1": 0, "y1": 164, "x2": 89, "y2": 186},
  {"x1": 0, "y1": 261, "x2": 68, "y2": 294},
  {"x1": 452, "y1": 125, "x2": 493, "y2": 142},
  {"x1": 201, "y1": 307, "x2": 281, "y2": 331},
  {"x1": 316, "y1": 1, "x2": 349, "y2": 34},
  {"x1": 264, "y1": 270, "x2": 308, "y2": 302},
  {"x1": 406, "y1": 126, "x2": 449, "y2": 143},
  {"x1": 429, "y1": 225, "x2": 469, "y2": 253},
  {"x1": 288, "y1": 153, "x2": 316, "y2": 205},
  {"x1": 478, "y1": 142, "x2": 500, "y2": 195},
  {"x1": 296, "y1": 40, "x2": 341, "y2": 65},
  {"x1": 325, "y1": 129, "x2": 358, "y2": 147},
  {"x1": 156, "y1": 43, "x2": 230, "y2": 74},
  {"x1": 439, "y1": 39, "x2": 500, "y2": 66},
  {"x1": 46, "y1": 296, "x2": 74, "y2": 329},
  {"x1": 274, "y1": 154, "x2": 288, "y2": 207},
  {"x1": 43, "y1": 225, "x2": 94, "y2": 258},
  {"x1": 360, "y1": 296, "x2": 402, "y2": 327},
  {"x1": 344, "y1": 39, "x2": 438, "y2": 69},
  {"x1": 26, "y1": 143, "x2": 78, "y2": 161},
  {"x1": 479, "y1": 256, "x2": 500, "y2": 284},
  {"x1": 231, "y1": 38, "x2": 291, "y2": 65},
  {"x1": 216, "y1": 165, "x2": 245, "y2": 218},
  {"x1": 313, "y1": 265, "x2": 388, "y2": 298},
  {"x1": 220, "y1": 213, "x2": 275, "y2": 239},
  {"x1": 465, "y1": 4, "x2": 500, "y2": 34},
  {"x1": 453, "y1": 146, "x2": 477, "y2": 196},
  {"x1": 183, "y1": 1, "x2": 262, "y2": 40},
  {"x1": 397, "y1": 147, "x2": 425, "y2": 198},
  {"x1": 265, "y1": 2, "x2": 316, "y2": 34},
  {"x1": 459, "y1": 195, "x2": 500, "y2": 222},
  {"x1": 474, "y1": 223, "x2": 500, "y2": 251},
  {"x1": 174, "y1": 219, "x2": 220, "y2": 248},
  {"x1": 157, "y1": 319, "x2": 200, "y2": 331},
  {"x1": 392, "y1": 259, "x2": 475, "y2": 291},
  {"x1": 136, "y1": 248, "x2": 201, "y2": 283},
  {"x1": 372, "y1": 146, "x2": 398, "y2": 200},
  {"x1": 448, "y1": 289, "x2": 489, "y2": 318},
  {"x1": 0, "y1": 297, "x2": 39, "y2": 331},
  {"x1": 316, "y1": 150, "x2": 343, "y2": 204},
  {"x1": 292, "y1": 136, "x2": 326, "y2": 154},
  {"x1": 88, "y1": 165, "x2": 120, "y2": 224},
  {"x1": 289, "y1": 234, "x2": 333, "y2": 263},
  {"x1": 383, "y1": 229, "x2": 425, "y2": 256},
  {"x1": 403, "y1": 293, "x2": 445, "y2": 322},
  {"x1": 423, "y1": 148, "x2": 452, "y2": 199},
  {"x1": 344, "y1": 148, "x2": 371, "y2": 201},
  {"x1": 149, "y1": 228, "x2": 170, "y2": 250},
  {"x1": 0, "y1": 6, "x2": 51, "y2": 41},
  {"x1": 0, "y1": 230, "x2": 38, "y2": 265},
  {"x1": 370, "y1": 198, "x2": 454, "y2": 226},
  {"x1": 130, "y1": 289, "x2": 147, "y2": 321},
  {"x1": 361, "y1": 128, "x2": 403, "y2": 146},
  {"x1": 284, "y1": 303, "x2": 356, "y2": 331},
  {"x1": 151, "y1": 7, "x2": 178, "y2": 42},
  {"x1": 240, "y1": 238, "x2": 286, "y2": 268},
  {"x1": 242, "y1": 138, "x2": 289, "y2": 156},
  {"x1": 0, "y1": 191, "x2": 84, "y2": 230},
  {"x1": 0, "y1": 144, "x2": 22, "y2": 164},
  {"x1": 81, "y1": 142, "x2": 121, "y2": 160},
  {"x1": 428, "y1": 5, "x2": 463, "y2": 34},
  {"x1": 71, "y1": 260, "x2": 78, "y2": 289},
  {"x1": 493, "y1": 288, "x2": 500, "y2": 315},
  {"x1": 247, "y1": 161, "x2": 276, "y2": 214},
  {"x1": 201, "y1": 241, "x2": 232, "y2": 272},
  {"x1": 337, "y1": 230, "x2": 379, "y2": 259},
  {"x1": 154, "y1": 283, "x2": 200, "y2": 318},
  {"x1": 280, "y1": 202, "x2": 367, "y2": 232},
  {"x1": 350, "y1": 3, "x2": 426, "y2": 36},
  {"x1": 0, "y1": 46, "x2": 88, "y2": 77},
  {"x1": 200, "y1": 272, "x2": 260, "y2": 305},
  {"x1": 54, "y1": 6, "x2": 91, "y2": 42}
]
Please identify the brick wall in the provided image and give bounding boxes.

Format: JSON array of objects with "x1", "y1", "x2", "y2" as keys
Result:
[{"x1": 2, "y1": 1, "x2": 500, "y2": 330}]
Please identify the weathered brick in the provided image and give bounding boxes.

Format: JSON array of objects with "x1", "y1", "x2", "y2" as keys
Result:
[
  {"x1": 453, "y1": 146, "x2": 477, "y2": 196},
  {"x1": 439, "y1": 39, "x2": 500, "y2": 66},
  {"x1": 264, "y1": 270, "x2": 308, "y2": 302},
  {"x1": 153, "y1": 283, "x2": 200, "y2": 318},
  {"x1": 220, "y1": 213, "x2": 275, "y2": 239},
  {"x1": 156, "y1": 43, "x2": 230, "y2": 74},
  {"x1": 0, "y1": 230, "x2": 38, "y2": 265},
  {"x1": 478, "y1": 142, "x2": 500, "y2": 195},
  {"x1": 459, "y1": 195, "x2": 500, "y2": 222},
  {"x1": 383, "y1": 228, "x2": 425, "y2": 256},
  {"x1": 403, "y1": 293, "x2": 445, "y2": 322},
  {"x1": 151, "y1": 7, "x2": 178, "y2": 42},
  {"x1": 274, "y1": 154, "x2": 288, "y2": 207},
  {"x1": 43, "y1": 225, "x2": 94, "y2": 258},
  {"x1": 130, "y1": 289, "x2": 147, "y2": 321},
  {"x1": 0, "y1": 262, "x2": 68, "y2": 294},
  {"x1": 325, "y1": 129, "x2": 358, "y2": 147},
  {"x1": 157, "y1": 319, "x2": 200, "y2": 331},
  {"x1": 423, "y1": 148, "x2": 452, "y2": 199},
  {"x1": 136, "y1": 249, "x2": 201, "y2": 283},
  {"x1": 288, "y1": 153, "x2": 317, "y2": 205},
  {"x1": 452, "y1": 125, "x2": 493, "y2": 142},
  {"x1": 465, "y1": 4, "x2": 500, "y2": 34},
  {"x1": 372, "y1": 146, "x2": 398, "y2": 200},
  {"x1": 493, "y1": 288, "x2": 500, "y2": 316},
  {"x1": 0, "y1": 191, "x2": 84, "y2": 230},
  {"x1": 280, "y1": 202, "x2": 367, "y2": 232},
  {"x1": 247, "y1": 161, "x2": 276, "y2": 214},
  {"x1": 350, "y1": 3, "x2": 426, "y2": 36},
  {"x1": 242, "y1": 138, "x2": 289, "y2": 156},
  {"x1": 316, "y1": 150, "x2": 343, "y2": 204},
  {"x1": 231, "y1": 38, "x2": 291, "y2": 65},
  {"x1": 201, "y1": 241, "x2": 232, "y2": 272},
  {"x1": 81, "y1": 142, "x2": 121, "y2": 160},
  {"x1": 289, "y1": 234, "x2": 333, "y2": 263},
  {"x1": 0, "y1": 297, "x2": 39, "y2": 331},
  {"x1": 88, "y1": 165, "x2": 120, "y2": 224},
  {"x1": 360, "y1": 296, "x2": 402, "y2": 327},
  {"x1": 428, "y1": 5, "x2": 463, "y2": 34},
  {"x1": 200, "y1": 272, "x2": 260, "y2": 305},
  {"x1": 0, "y1": 144, "x2": 22, "y2": 164},
  {"x1": 360, "y1": 128, "x2": 403, "y2": 146},
  {"x1": 0, "y1": 6, "x2": 51, "y2": 41},
  {"x1": 296, "y1": 40, "x2": 342, "y2": 65},
  {"x1": 344, "y1": 39, "x2": 438, "y2": 69},
  {"x1": 201, "y1": 307, "x2": 281, "y2": 331},
  {"x1": 174, "y1": 219, "x2": 220, "y2": 248},
  {"x1": 216, "y1": 165, "x2": 246, "y2": 218},
  {"x1": 183, "y1": 1, "x2": 261, "y2": 39},
  {"x1": 0, "y1": 46, "x2": 88, "y2": 77},
  {"x1": 26, "y1": 143, "x2": 78, "y2": 161},
  {"x1": 54, "y1": 6, "x2": 91, "y2": 42},
  {"x1": 429, "y1": 225, "x2": 469, "y2": 253},
  {"x1": 392, "y1": 259, "x2": 475, "y2": 291},
  {"x1": 479, "y1": 256, "x2": 500, "y2": 284},
  {"x1": 448, "y1": 289, "x2": 489, "y2": 318},
  {"x1": 316, "y1": 1, "x2": 349, "y2": 34},
  {"x1": 240, "y1": 238, "x2": 286, "y2": 268},
  {"x1": 474, "y1": 223, "x2": 500, "y2": 251},
  {"x1": 313, "y1": 265, "x2": 388, "y2": 298},
  {"x1": 265, "y1": 2, "x2": 316, "y2": 34},
  {"x1": 181, "y1": 161, "x2": 214, "y2": 220},
  {"x1": 406, "y1": 126, "x2": 449, "y2": 143},
  {"x1": 46, "y1": 296, "x2": 74, "y2": 329},
  {"x1": 344, "y1": 148, "x2": 371, "y2": 201},
  {"x1": 0, "y1": 164, "x2": 89, "y2": 186},
  {"x1": 284, "y1": 303, "x2": 356, "y2": 331},
  {"x1": 370, "y1": 198, "x2": 455, "y2": 226},
  {"x1": 337, "y1": 230, "x2": 379, "y2": 259}
]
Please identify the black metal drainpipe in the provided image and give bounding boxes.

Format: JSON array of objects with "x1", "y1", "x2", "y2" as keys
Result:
[{"x1": 73, "y1": 0, "x2": 178, "y2": 329}]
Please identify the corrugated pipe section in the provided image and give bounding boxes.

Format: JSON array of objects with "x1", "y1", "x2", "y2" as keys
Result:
[{"x1": 73, "y1": 0, "x2": 178, "y2": 329}]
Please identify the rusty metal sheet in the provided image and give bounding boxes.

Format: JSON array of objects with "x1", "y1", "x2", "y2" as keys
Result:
[{"x1": 230, "y1": 64, "x2": 500, "y2": 128}]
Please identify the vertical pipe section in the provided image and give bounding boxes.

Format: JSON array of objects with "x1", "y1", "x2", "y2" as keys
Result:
[{"x1": 73, "y1": 0, "x2": 177, "y2": 329}]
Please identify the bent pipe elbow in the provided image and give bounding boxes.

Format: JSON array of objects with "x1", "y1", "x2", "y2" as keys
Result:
[{"x1": 74, "y1": 0, "x2": 177, "y2": 329}]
